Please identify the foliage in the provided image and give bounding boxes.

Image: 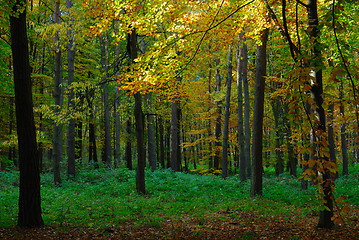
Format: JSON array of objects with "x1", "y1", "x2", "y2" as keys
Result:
[{"x1": 1, "y1": 167, "x2": 359, "y2": 229}]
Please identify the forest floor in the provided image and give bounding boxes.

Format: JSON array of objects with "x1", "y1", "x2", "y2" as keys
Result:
[{"x1": 1, "y1": 209, "x2": 359, "y2": 240}]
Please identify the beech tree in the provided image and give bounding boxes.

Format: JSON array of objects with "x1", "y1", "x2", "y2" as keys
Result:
[{"x1": 10, "y1": 0, "x2": 44, "y2": 227}]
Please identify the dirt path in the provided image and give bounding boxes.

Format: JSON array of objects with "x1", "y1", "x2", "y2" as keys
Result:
[{"x1": 1, "y1": 212, "x2": 358, "y2": 239}]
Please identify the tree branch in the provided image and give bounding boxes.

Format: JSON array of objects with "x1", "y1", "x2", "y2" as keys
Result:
[{"x1": 263, "y1": 0, "x2": 299, "y2": 61}]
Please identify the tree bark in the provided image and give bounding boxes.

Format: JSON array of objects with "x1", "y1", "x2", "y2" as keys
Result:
[
  {"x1": 52, "y1": 0, "x2": 62, "y2": 185},
  {"x1": 237, "y1": 40, "x2": 246, "y2": 181},
  {"x1": 171, "y1": 100, "x2": 181, "y2": 171},
  {"x1": 100, "y1": 34, "x2": 112, "y2": 168},
  {"x1": 159, "y1": 117, "x2": 165, "y2": 168},
  {"x1": 128, "y1": 29, "x2": 145, "y2": 194},
  {"x1": 339, "y1": 83, "x2": 348, "y2": 176},
  {"x1": 214, "y1": 58, "x2": 222, "y2": 170},
  {"x1": 222, "y1": 45, "x2": 233, "y2": 179},
  {"x1": 10, "y1": 0, "x2": 44, "y2": 227},
  {"x1": 306, "y1": 0, "x2": 334, "y2": 228},
  {"x1": 242, "y1": 40, "x2": 251, "y2": 179},
  {"x1": 125, "y1": 118, "x2": 133, "y2": 170},
  {"x1": 66, "y1": 0, "x2": 76, "y2": 178},
  {"x1": 250, "y1": 28, "x2": 269, "y2": 198},
  {"x1": 146, "y1": 93, "x2": 157, "y2": 171}
]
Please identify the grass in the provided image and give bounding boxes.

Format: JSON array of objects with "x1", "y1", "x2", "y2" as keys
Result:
[{"x1": 1, "y1": 164, "x2": 358, "y2": 229}]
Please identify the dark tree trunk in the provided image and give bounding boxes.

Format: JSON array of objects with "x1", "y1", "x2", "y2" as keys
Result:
[
  {"x1": 222, "y1": 45, "x2": 233, "y2": 179},
  {"x1": 146, "y1": 93, "x2": 156, "y2": 171},
  {"x1": 66, "y1": 0, "x2": 76, "y2": 178},
  {"x1": 166, "y1": 123, "x2": 171, "y2": 168},
  {"x1": 128, "y1": 29, "x2": 145, "y2": 194},
  {"x1": 114, "y1": 89, "x2": 121, "y2": 168},
  {"x1": 214, "y1": 58, "x2": 222, "y2": 170},
  {"x1": 237, "y1": 40, "x2": 246, "y2": 181},
  {"x1": 10, "y1": 0, "x2": 44, "y2": 227},
  {"x1": 339, "y1": 85, "x2": 348, "y2": 176},
  {"x1": 89, "y1": 121, "x2": 98, "y2": 169},
  {"x1": 250, "y1": 29, "x2": 269, "y2": 198},
  {"x1": 242, "y1": 40, "x2": 251, "y2": 178},
  {"x1": 159, "y1": 117, "x2": 165, "y2": 168},
  {"x1": 207, "y1": 59, "x2": 214, "y2": 170},
  {"x1": 75, "y1": 121, "x2": 82, "y2": 163},
  {"x1": 271, "y1": 96, "x2": 284, "y2": 176},
  {"x1": 171, "y1": 100, "x2": 180, "y2": 171},
  {"x1": 307, "y1": 0, "x2": 334, "y2": 228},
  {"x1": 125, "y1": 118, "x2": 133, "y2": 170},
  {"x1": 100, "y1": 35, "x2": 112, "y2": 168},
  {"x1": 135, "y1": 93, "x2": 145, "y2": 194},
  {"x1": 52, "y1": 0, "x2": 63, "y2": 184},
  {"x1": 327, "y1": 103, "x2": 337, "y2": 177}
]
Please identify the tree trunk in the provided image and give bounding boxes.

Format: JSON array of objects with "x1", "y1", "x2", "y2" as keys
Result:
[
  {"x1": 159, "y1": 117, "x2": 165, "y2": 168},
  {"x1": 242, "y1": 40, "x2": 251, "y2": 178},
  {"x1": 53, "y1": 0, "x2": 62, "y2": 184},
  {"x1": 128, "y1": 29, "x2": 145, "y2": 194},
  {"x1": 114, "y1": 90, "x2": 121, "y2": 168},
  {"x1": 222, "y1": 45, "x2": 233, "y2": 179},
  {"x1": 307, "y1": 0, "x2": 334, "y2": 228},
  {"x1": 271, "y1": 96, "x2": 284, "y2": 176},
  {"x1": 339, "y1": 83, "x2": 348, "y2": 176},
  {"x1": 10, "y1": 0, "x2": 44, "y2": 227},
  {"x1": 146, "y1": 93, "x2": 156, "y2": 171},
  {"x1": 125, "y1": 118, "x2": 133, "y2": 170},
  {"x1": 214, "y1": 58, "x2": 222, "y2": 170},
  {"x1": 66, "y1": 0, "x2": 76, "y2": 178},
  {"x1": 100, "y1": 34, "x2": 112, "y2": 168},
  {"x1": 171, "y1": 100, "x2": 180, "y2": 171},
  {"x1": 250, "y1": 28, "x2": 269, "y2": 198},
  {"x1": 237, "y1": 40, "x2": 246, "y2": 181}
]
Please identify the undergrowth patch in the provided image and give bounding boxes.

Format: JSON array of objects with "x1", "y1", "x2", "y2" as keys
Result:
[{"x1": 0, "y1": 166, "x2": 358, "y2": 228}]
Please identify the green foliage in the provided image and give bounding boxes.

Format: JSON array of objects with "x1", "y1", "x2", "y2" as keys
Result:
[{"x1": 1, "y1": 166, "x2": 358, "y2": 228}]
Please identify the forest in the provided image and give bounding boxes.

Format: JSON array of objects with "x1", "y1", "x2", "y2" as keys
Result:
[{"x1": 1, "y1": 0, "x2": 359, "y2": 238}]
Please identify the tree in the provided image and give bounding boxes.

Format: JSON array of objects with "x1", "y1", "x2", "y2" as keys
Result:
[
  {"x1": 66, "y1": 0, "x2": 76, "y2": 178},
  {"x1": 251, "y1": 28, "x2": 269, "y2": 198},
  {"x1": 237, "y1": 38, "x2": 246, "y2": 181},
  {"x1": 222, "y1": 45, "x2": 233, "y2": 179},
  {"x1": 128, "y1": 29, "x2": 145, "y2": 194},
  {"x1": 9, "y1": 0, "x2": 44, "y2": 227},
  {"x1": 100, "y1": 34, "x2": 112, "y2": 168},
  {"x1": 53, "y1": 0, "x2": 62, "y2": 185}
]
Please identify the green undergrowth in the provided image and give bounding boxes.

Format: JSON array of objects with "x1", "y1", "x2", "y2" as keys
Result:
[{"x1": 0, "y1": 165, "x2": 358, "y2": 228}]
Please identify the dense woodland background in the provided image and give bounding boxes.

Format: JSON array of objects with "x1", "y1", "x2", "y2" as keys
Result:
[{"x1": 1, "y1": 0, "x2": 359, "y2": 235}]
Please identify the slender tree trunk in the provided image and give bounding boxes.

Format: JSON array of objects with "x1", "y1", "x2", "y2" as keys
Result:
[
  {"x1": 242, "y1": 40, "x2": 251, "y2": 178},
  {"x1": 171, "y1": 100, "x2": 180, "y2": 171},
  {"x1": 53, "y1": 0, "x2": 62, "y2": 184},
  {"x1": 135, "y1": 93, "x2": 145, "y2": 194},
  {"x1": 339, "y1": 83, "x2": 348, "y2": 176},
  {"x1": 10, "y1": 0, "x2": 44, "y2": 226},
  {"x1": 75, "y1": 121, "x2": 82, "y2": 163},
  {"x1": 307, "y1": 0, "x2": 334, "y2": 228},
  {"x1": 222, "y1": 45, "x2": 233, "y2": 179},
  {"x1": 237, "y1": 40, "x2": 246, "y2": 181},
  {"x1": 66, "y1": 0, "x2": 76, "y2": 178},
  {"x1": 272, "y1": 96, "x2": 284, "y2": 176},
  {"x1": 208, "y1": 59, "x2": 214, "y2": 170},
  {"x1": 159, "y1": 117, "x2": 165, "y2": 168},
  {"x1": 166, "y1": 123, "x2": 171, "y2": 168},
  {"x1": 114, "y1": 91, "x2": 121, "y2": 168},
  {"x1": 128, "y1": 29, "x2": 145, "y2": 194},
  {"x1": 214, "y1": 58, "x2": 222, "y2": 170},
  {"x1": 250, "y1": 28, "x2": 269, "y2": 198},
  {"x1": 327, "y1": 103, "x2": 337, "y2": 177},
  {"x1": 147, "y1": 93, "x2": 156, "y2": 171},
  {"x1": 100, "y1": 34, "x2": 112, "y2": 168},
  {"x1": 125, "y1": 118, "x2": 133, "y2": 170}
]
